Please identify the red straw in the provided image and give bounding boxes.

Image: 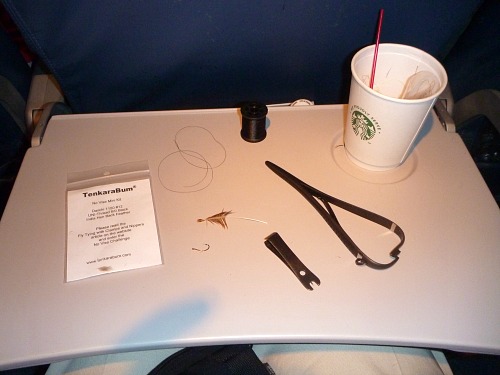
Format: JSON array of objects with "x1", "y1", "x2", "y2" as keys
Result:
[{"x1": 369, "y1": 9, "x2": 384, "y2": 89}]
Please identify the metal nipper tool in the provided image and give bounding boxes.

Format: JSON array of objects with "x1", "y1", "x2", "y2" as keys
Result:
[{"x1": 265, "y1": 232, "x2": 321, "y2": 291}]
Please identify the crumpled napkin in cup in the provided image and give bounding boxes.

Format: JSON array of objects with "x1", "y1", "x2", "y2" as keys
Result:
[{"x1": 400, "y1": 71, "x2": 439, "y2": 100}]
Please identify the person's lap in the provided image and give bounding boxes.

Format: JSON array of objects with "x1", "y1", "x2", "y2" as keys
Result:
[{"x1": 46, "y1": 344, "x2": 453, "y2": 375}]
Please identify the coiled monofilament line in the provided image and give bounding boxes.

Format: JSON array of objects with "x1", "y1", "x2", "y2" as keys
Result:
[
  {"x1": 240, "y1": 102, "x2": 268, "y2": 143},
  {"x1": 158, "y1": 126, "x2": 226, "y2": 193}
]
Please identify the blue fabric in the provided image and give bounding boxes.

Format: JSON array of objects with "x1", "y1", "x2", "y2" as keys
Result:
[
  {"x1": 0, "y1": 24, "x2": 30, "y2": 216},
  {"x1": 2, "y1": 0, "x2": 483, "y2": 113},
  {"x1": 0, "y1": 24, "x2": 29, "y2": 147},
  {"x1": 443, "y1": 0, "x2": 500, "y2": 102}
]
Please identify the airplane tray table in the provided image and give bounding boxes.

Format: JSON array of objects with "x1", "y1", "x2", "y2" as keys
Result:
[{"x1": 0, "y1": 104, "x2": 499, "y2": 369}]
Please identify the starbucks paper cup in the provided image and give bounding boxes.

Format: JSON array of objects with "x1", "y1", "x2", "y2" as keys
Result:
[{"x1": 344, "y1": 43, "x2": 448, "y2": 170}]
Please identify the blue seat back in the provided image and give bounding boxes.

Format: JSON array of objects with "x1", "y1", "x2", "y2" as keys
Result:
[
  {"x1": 2, "y1": 0, "x2": 483, "y2": 113},
  {"x1": 0, "y1": 23, "x2": 30, "y2": 215}
]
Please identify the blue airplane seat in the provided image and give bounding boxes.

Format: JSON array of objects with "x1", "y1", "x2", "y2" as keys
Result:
[
  {"x1": 443, "y1": 0, "x2": 500, "y2": 205},
  {"x1": 0, "y1": 1, "x2": 484, "y2": 114},
  {"x1": 0, "y1": 13, "x2": 30, "y2": 217}
]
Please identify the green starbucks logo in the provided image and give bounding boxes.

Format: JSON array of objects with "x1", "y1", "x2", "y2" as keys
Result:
[{"x1": 351, "y1": 110, "x2": 376, "y2": 141}]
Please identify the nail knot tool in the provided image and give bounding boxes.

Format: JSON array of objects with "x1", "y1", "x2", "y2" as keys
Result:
[{"x1": 265, "y1": 232, "x2": 320, "y2": 291}]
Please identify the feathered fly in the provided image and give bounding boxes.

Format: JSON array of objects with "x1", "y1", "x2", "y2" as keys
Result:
[{"x1": 197, "y1": 210, "x2": 233, "y2": 229}]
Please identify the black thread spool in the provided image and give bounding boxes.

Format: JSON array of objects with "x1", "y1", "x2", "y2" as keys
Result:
[{"x1": 240, "y1": 102, "x2": 268, "y2": 143}]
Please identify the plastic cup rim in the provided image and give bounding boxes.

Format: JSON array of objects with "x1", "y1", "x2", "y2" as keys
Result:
[{"x1": 351, "y1": 43, "x2": 448, "y2": 104}]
